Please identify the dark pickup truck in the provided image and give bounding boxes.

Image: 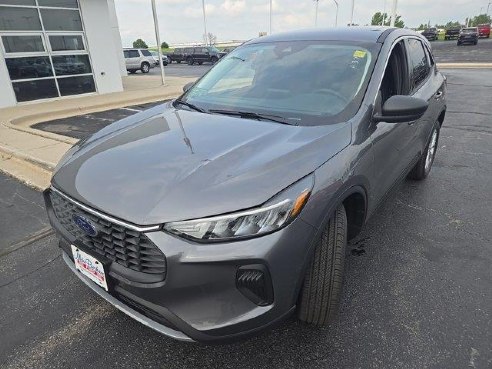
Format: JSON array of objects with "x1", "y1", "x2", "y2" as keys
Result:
[
  {"x1": 167, "y1": 46, "x2": 225, "y2": 65},
  {"x1": 422, "y1": 28, "x2": 439, "y2": 41},
  {"x1": 445, "y1": 27, "x2": 461, "y2": 40}
]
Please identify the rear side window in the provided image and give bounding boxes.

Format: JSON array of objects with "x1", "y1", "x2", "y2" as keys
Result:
[
  {"x1": 123, "y1": 50, "x2": 129, "y2": 58},
  {"x1": 407, "y1": 39, "x2": 430, "y2": 90},
  {"x1": 140, "y1": 49, "x2": 151, "y2": 56}
]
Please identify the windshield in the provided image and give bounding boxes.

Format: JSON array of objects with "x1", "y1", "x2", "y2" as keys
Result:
[{"x1": 180, "y1": 40, "x2": 378, "y2": 126}]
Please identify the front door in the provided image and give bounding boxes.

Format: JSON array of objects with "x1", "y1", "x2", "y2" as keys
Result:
[{"x1": 371, "y1": 39, "x2": 419, "y2": 203}]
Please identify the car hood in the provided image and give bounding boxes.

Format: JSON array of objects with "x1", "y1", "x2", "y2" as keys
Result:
[{"x1": 52, "y1": 103, "x2": 351, "y2": 225}]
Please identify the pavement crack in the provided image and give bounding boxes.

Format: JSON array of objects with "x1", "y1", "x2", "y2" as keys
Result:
[
  {"x1": 0, "y1": 254, "x2": 60, "y2": 289},
  {"x1": 447, "y1": 110, "x2": 492, "y2": 117},
  {"x1": 443, "y1": 126, "x2": 492, "y2": 135}
]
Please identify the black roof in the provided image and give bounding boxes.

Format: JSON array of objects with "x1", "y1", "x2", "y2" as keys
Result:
[{"x1": 246, "y1": 26, "x2": 404, "y2": 45}]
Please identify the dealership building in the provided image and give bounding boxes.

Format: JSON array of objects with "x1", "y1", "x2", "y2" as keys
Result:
[{"x1": 0, "y1": 0, "x2": 126, "y2": 108}]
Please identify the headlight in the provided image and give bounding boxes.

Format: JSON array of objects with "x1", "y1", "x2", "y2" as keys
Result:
[{"x1": 163, "y1": 174, "x2": 314, "y2": 242}]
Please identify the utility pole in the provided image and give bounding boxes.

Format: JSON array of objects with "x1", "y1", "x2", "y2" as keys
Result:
[
  {"x1": 314, "y1": 0, "x2": 319, "y2": 27},
  {"x1": 269, "y1": 0, "x2": 272, "y2": 34},
  {"x1": 390, "y1": 0, "x2": 398, "y2": 27},
  {"x1": 151, "y1": 0, "x2": 165, "y2": 85},
  {"x1": 350, "y1": 0, "x2": 355, "y2": 26},
  {"x1": 333, "y1": 0, "x2": 339, "y2": 26},
  {"x1": 488, "y1": 2, "x2": 491, "y2": 15},
  {"x1": 202, "y1": 0, "x2": 208, "y2": 45},
  {"x1": 382, "y1": 0, "x2": 387, "y2": 26}
]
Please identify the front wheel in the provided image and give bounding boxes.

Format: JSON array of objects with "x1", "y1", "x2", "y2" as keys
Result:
[
  {"x1": 298, "y1": 204, "x2": 347, "y2": 326},
  {"x1": 408, "y1": 123, "x2": 440, "y2": 180}
]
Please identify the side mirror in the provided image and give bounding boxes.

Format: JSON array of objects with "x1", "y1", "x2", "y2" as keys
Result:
[
  {"x1": 183, "y1": 81, "x2": 195, "y2": 93},
  {"x1": 374, "y1": 95, "x2": 428, "y2": 123}
]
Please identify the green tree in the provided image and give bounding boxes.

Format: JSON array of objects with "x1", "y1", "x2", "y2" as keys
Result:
[
  {"x1": 443, "y1": 21, "x2": 461, "y2": 29},
  {"x1": 370, "y1": 12, "x2": 404, "y2": 28},
  {"x1": 417, "y1": 23, "x2": 427, "y2": 30},
  {"x1": 471, "y1": 14, "x2": 492, "y2": 26},
  {"x1": 160, "y1": 41, "x2": 169, "y2": 49},
  {"x1": 132, "y1": 38, "x2": 148, "y2": 49}
]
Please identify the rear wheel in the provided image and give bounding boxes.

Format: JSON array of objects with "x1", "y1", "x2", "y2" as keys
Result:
[
  {"x1": 298, "y1": 204, "x2": 347, "y2": 326},
  {"x1": 128, "y1": 70, "x2": 136, "y2": 74},
  {"x1": 408, "y1": 122, "x2": 440, "y2": 180},
  {"x1": 140, "y1": 62, "x2": 150, "y2": 73},
  {"x1": 187, "y1": 57, "x2": 194, "y2": 65}
]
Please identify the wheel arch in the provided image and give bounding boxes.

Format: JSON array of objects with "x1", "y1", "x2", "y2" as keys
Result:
[{"x1": 292, "y1": 182, "x2": 369, "y2": 305}]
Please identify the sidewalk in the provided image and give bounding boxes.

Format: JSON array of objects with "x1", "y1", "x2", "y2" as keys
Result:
[{"x1": 0, "y1": 75, "x2": 190, "y2": 190}]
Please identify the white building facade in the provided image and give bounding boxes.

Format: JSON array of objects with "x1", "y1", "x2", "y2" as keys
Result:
[{"x1": 0, "y1": 0, "x2": 126, "y2": 108}]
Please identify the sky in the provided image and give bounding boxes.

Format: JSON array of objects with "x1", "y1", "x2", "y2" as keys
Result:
[{"x1": 114, "y1": 0, "x2": 487, "y2": 47}]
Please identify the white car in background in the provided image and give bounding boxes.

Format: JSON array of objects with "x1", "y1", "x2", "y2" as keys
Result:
[
  {"x1": 123, "y1": 48, "x2": 155, "y2": 74},
  {"x1": 150, "y1": 51, "x2": 169, "y2": 66}
]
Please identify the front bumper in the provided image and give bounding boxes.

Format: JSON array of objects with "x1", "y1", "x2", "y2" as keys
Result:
[{"x1": 45, "y1": 188, "x2": 316, "y2": 342}]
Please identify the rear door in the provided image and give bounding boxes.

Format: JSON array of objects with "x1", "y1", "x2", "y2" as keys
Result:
[{"x1": 127, "y1": 49, "x2": 140, "y2": 68}]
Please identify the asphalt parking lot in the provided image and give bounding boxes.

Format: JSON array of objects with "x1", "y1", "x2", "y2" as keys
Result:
[
  {"x1": 431, "y1": 37, "x2": 492, "y2": 63},
  {"x1": 1, "y1": 44, "x2": 492, "y2": 368}
]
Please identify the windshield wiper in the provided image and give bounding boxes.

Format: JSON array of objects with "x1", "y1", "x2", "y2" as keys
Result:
[
  {"x1": 174, "y1": 99, "x2": 206, "y2": 113},
  {"x1": 209, "y1": 109, "x2": 293, "y2": 125}
]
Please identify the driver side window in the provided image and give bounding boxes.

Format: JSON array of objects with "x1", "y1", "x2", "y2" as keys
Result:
[{"x1": 378, "y1": 40, "x2": 410, "y2": 110}]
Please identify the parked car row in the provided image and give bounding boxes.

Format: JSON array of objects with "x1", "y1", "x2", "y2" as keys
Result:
[{"x1": 422, "y1": 23, "x2": 490, "y2": 43}]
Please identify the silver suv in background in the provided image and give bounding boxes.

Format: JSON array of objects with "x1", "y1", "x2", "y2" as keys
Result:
[{"x1": 123, "y1": 48, "x2": 155, "y2": 74}]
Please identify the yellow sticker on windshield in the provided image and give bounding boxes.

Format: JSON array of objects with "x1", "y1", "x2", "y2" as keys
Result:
[{"x1": 353, "y1": 50, "x2": 367, "y2": 58}]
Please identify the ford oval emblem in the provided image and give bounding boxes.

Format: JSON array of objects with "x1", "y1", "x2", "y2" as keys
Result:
[{"x1": 72, "y1": 214, "x2": 97, "y2": 237}]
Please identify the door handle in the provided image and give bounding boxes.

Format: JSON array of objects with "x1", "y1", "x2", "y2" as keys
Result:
[{"x1": 434, "y1": 90, "x2": 443, "y2": 99}]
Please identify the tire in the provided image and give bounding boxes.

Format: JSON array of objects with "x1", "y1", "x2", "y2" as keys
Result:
[
  {"x1": 457, "y1": 41, "x2": 461, "y2": 46},
  {"x1": 176, "y1": 60, "x2": 181, "y2": 64},
  {"x1": 187, "y1": 57, "x2": 194, "y2": 65},
  {"x1": 407, "y1": 122, "x2": 440, "y2": 180},
  {"x1": 198, "y1": 61, "x2": 203, "y2": 65},
  {"x1": 128, "y1": 70, "x2": 136, "y2": 74},
  {"x1": 163, "y1": 61, "x2": 168, "y2": 66},
  {"x1": 298, "y1": 204, "x2": 347, "y2": 326},
  {"x1": 211, "y1": 56, "x2": 219, "y2": 64},
  {"x1": 140, "y1": 62, "x2": 150, "y2": 73}
]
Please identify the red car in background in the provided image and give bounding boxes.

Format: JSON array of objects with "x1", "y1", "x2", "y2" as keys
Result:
[{"x1": 478, "y1": 24, "x2": 491, "y2": 38}]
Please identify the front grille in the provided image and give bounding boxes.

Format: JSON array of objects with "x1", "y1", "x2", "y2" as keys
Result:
[{"x1": 50, "y1": 190, "x2": 166, "y2": 276}]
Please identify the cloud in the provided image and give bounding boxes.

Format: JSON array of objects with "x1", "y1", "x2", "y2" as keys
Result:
[{"x1": 114, "y1": 0, "x2": 482, "y2": 46}]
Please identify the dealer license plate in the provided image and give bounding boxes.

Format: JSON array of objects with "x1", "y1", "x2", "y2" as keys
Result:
[{"x1": 71, "y1": 245, "x2": 108, "y2": 291}]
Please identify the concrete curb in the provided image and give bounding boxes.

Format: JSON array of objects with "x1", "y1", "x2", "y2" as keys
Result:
[
  {"x1": 437, "y1": 62, "x2": 492, "y2": 69},
  {"x1": 0, "y1": 144, "x2": 55, "y2": 171},
  {"x1": 4, "y1": 90, "x2": 181, "y2": 145}
]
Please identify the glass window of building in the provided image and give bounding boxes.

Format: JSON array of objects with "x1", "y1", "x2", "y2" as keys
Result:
[{"x1": 0, "y1": 0, "x2": 96, "y2": 102}]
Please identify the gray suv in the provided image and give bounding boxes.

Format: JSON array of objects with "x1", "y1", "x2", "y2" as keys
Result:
[
  {"x1": 123, "y1": 48, "x2": 155, "y2": 74},
  {"x1": 45, "y1": 27, "x2": 446, "y2": 342}
]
